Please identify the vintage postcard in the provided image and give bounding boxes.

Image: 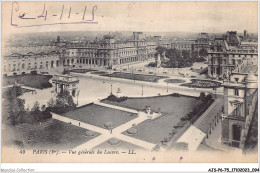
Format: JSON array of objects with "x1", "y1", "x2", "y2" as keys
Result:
[{"x1": 1, "y1": 1, "x2": 258, "y2": 164}]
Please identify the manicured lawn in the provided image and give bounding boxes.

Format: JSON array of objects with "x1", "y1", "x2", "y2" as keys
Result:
[
  {"x1": 93, "y1": 138, "x2": 146, "y2": 151},
  {"x1": 3, "y1": 74, "x2": 53, "y2": 89},
  {"x1": 91, "y1": 71, "x2": 108, "y2": 75},
  {"x1": 102, "y1": 94, "x2": 197, "y2": 113},
  {"x1": 164, "y1": 79, "x2": 186, "y2": 83},
  {"x1": 101, "y1": 72, "x2": 168, "y2": 82},
  {"x1": 62, "y1": 104, "x2": 137, "y2": 129},
  {"x1": 103, "y1": 95, "x2": 198, "y2": 144},
  {"x1": 3, "y1": 119, "x2": 99, "y2": 150}
]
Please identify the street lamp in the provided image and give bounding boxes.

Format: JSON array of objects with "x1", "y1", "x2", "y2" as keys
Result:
[
  {"x1": 110, "y1": 68, "x2": 112, "y2": 80},
  {"x1": 208, "y1": 123, "x2": 211, "y2": 135},
  {"x1": 213, "y1": 87, "x2": 217, "y2": 99},
  {"x1": 141, "y1": 85, "x2": 143, "y2": 96},
  {"x1": 110, "y1": 84, "x2": 113, "y2": 95}
]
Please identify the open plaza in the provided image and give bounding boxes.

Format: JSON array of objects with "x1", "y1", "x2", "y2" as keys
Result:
[
  {"x1": 2, "y1": 30, "x2": 258, "y2": 156},
  {"x1": 2, "y1": 61, "x2": 226, "y2": 152}
]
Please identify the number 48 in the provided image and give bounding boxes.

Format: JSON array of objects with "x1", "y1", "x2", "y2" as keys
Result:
[{"x1": 19, "y1": 150, "x2": 25, "y2": 154}]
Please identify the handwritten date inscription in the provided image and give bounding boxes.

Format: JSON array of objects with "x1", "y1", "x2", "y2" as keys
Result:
[{"x1": 11, "y1": 2, "x2": 98, "y2": 28}]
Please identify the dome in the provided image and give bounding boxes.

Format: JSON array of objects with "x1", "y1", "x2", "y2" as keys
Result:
[{"x1": 245, "y1": 72, "x2": 258, "y2": 88}]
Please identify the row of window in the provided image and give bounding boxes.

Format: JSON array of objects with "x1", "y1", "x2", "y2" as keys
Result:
[
  {"x1": 4, "y1": 60, "x2": 58, "y2": 72},
  {"x1": 210, "y1": 54, "x2": 254, "y2": 58}
]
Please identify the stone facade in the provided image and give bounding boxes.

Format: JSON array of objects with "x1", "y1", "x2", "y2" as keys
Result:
[
  {"x1": 171, "y1": 40, "x2": 195, "y2": 52},
  {"x1": 222, "y1": 72, "x2": 258, "y2": 148},
  {"x1": 208, "y1": 31, "x2": 258, "y2": 79},
  {"x1": 57, "y1": 32, "x2": 157, "y2": 69},
  {"x1": 171, "y1": 33, "x2": 211, "y2": 54},
  {"x1": 3, "y1": 48, "x2": 60, "y2": 75},
  {"x1": 3, "y1": 32, "x2": 159, "y2": 75}
]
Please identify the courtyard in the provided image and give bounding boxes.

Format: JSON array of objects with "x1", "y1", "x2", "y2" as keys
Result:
[
  {"x1": 102, "y1": 95, "x2": 198, "y2": 144},
  {"x1": 62, "y1": 103, "x2": 137, "y2": 129}
]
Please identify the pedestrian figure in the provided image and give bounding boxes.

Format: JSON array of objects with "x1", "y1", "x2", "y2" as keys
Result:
[
  {"x1": 79, "y1": 122, "x2": 80, "y2": 126},
  {"x1": 110, "y1": 129, "x2": 112, "y2": 134}
]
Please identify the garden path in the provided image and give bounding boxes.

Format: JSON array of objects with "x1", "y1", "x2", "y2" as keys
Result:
[{"x1": 51, "y1": 109, "x2": 158, "y2": 151}]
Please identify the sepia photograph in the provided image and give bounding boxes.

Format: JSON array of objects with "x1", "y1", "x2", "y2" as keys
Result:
[{"x1": 1, "y1": 1, "x2": 258, "y2": 166}]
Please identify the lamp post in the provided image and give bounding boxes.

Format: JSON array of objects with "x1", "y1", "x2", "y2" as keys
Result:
[
  {"x1": 212, "y1": 118, "x2": 214, "y2": 130},
  {"x1": 167, "y1": 82, "x2": 169, "y2": 93},
  {"x1": 110, "y1": 68, "x2": 112, "y2": 80},
  {"x1": 132, "y1": 69, "x2": 135, "y2": 82},
  {"x1": 110, "y1": 84, "x2": 113, "y2": 95},
  {"x1": 213, "y1": 87, "x2": 217, "y2": 99},
  {"x1": 208, "y1": 123, "x2": 211, "y2": 134},
  {"x1": 141, "y1": 85, "x2": 143, "y2": 96}
]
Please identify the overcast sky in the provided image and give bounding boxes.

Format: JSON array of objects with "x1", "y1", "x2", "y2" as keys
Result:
[{"x1": 2, "y1": 1, "x2": 258, "y2": 36}]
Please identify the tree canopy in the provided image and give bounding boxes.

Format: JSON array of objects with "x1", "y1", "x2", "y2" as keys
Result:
[{"x1": 156, "y1": 46, "x2": 206, "y2": 68}]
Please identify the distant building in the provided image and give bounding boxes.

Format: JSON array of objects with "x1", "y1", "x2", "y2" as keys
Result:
[
  {"x1": 193, "y1": 33, "x2": 211, "y2": 52},
  {"x1": 207, "y1": 31, "x2": 258, "y2": 79},
  {"x1": 3, "y1": 46, "x2": 60, "y2": 74},
  {"x1": 3, "y1": 32, "x2": 165, "y2": 75},
  {"x1": 147, "y1": 35, "x2": 171, "y2": 48},
  {"x1": 170, "y1": 33, "x2": 211, "y2": 54},
  {"x1": 171, "y1": 40, "x2": 195, "y2": 52},
  {"x1": 244, "y1": 30, "x2": 248, "y2": 40},
  {"x1": 225, "y1": 31, "x2": 241, "y2": 47},
  {"x1": 58, "y1": 32, "x2": 157, "y2": 69}
]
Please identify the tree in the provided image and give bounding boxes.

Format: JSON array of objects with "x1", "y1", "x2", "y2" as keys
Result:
[
  {"x1": 31, "y1": 101, "x2": 42, "y2": 122},
  {"x1": 199, "y1": 48, "x2": 208, "y2": 57},
  {"x1": 199, "y1": 92, "x2": 206, "y2": 100},
  {"x1": 47, "y1": 98, "x2": 56, "y2": 108},
  {"x1": 55, "y1": 90, "x2": 76, "y2": 107},
  {"x1": 4, "y1": 86, "x2": 26, "y2": 125},
  {"x1": 6, "y1": 98, "x2": 25, "y2": 125},
  {"x1": 165, "y1": 49, "x2": 181, "y2": 68},
  {"x1": 155, "y1": 46, "x2": 167, "y2": 56}
]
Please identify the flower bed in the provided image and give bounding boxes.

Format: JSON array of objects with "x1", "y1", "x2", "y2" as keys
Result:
[
  {"x1": 85, "y1": 130, "x2": 97, "y2": 137},
  {"x1": 164, "y1": 79, "x2": 186, "y2": 84},
  {"x1": 101, "y1": 72, "x2": 168, "y2": 83},
  {"x1": 104, "y1": 122, "x2": 115, "y2": 129},
  {"x1": 127, "y1": 128, "x2": 138, "y2": 135},
  {"x1": 107, "y1": 138, "x2": 121, "y2": 146},
  {"x1": 181, "y1": 79, "x2": 222, "y2": 88}
]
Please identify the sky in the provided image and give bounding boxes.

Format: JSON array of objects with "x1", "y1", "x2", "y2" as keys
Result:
[{"x1": 1, "y1": 1, "x2": 258, "y2": 36}]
